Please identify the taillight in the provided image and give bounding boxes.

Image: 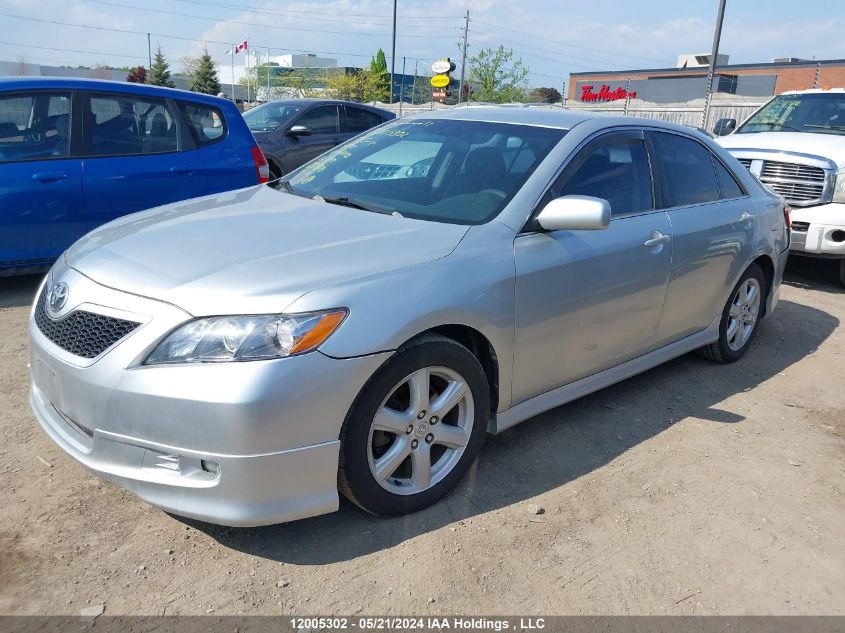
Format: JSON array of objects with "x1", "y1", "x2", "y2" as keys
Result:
[
  {"x1": 251, "y1": 146, "x2": 270, "y2": 184},
  {"x1": 783, "y1": 205, "x2": 791, "y2": 230}
]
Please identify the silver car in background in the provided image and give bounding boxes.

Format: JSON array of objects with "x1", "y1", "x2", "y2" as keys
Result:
[{"x1": 29, "y1": 108, "x2": 790, "y2": 526}]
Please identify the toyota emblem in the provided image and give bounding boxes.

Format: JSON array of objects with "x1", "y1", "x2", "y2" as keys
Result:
[{"x1": 47, "y1": 282, "x2": 69, "y2": 313}]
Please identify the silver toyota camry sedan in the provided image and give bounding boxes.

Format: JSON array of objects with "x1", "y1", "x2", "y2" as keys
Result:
[{"x1": 29, "y1": 107, "x2": 790, "y2": 526}]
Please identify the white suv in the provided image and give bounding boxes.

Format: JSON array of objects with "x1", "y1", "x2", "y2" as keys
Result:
[{"x1": 715, "y1": 89, "x2": 845, "y2": 285}]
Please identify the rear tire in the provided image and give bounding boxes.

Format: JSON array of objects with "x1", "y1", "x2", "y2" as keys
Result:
[
  {"x1": 338, "y1": 334, "x2": 489, "y2": 517},
  {"x1": 697, "y1": 263, "x2": 766, "y2": 364},
  {"x1": 838, "y1": 259, "x2": 845, "y2": 288}
]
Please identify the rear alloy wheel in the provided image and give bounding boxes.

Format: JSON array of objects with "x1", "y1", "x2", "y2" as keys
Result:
[
  {"x1": 697, "y1": 263, "x2": 766, "y2": 363},
  {"x1": 338, "y1": 334, "x2": 489, "y2": 516}
]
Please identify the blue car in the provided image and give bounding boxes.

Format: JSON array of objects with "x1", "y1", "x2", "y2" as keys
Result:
[{"x1": 0, "y1": 77, "x2": 269, "y2": 274}]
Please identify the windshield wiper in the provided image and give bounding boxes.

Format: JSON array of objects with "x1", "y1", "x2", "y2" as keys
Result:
[
  {"x1": 274, "y1": 178, "x2": 297, "y2": 194},
  {"x1": 746, "y1": 121, "x2": 802, "y2": 132},
  {"x1": 803, "y1": 124, "x2": 845, "y2": 131},
  {"x1": 318, "y1": 196, "x2": 396, "y2": 215}
]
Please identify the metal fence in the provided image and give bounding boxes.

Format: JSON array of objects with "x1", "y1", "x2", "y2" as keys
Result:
[{"x1": 376, "y1": 97, "x2": 769, "y2": 132}]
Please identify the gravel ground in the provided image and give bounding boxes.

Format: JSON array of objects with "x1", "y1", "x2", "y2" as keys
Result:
[{"x1": 1, "y1": 258, "x2": 843, "y2": 616}]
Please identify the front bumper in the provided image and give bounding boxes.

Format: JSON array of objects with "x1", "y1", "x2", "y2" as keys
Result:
[
  {"x1": 789, "y1": 203, "x2": 845, "y2": 258},
  {"x1": 28, "y1": 266, "x2": 391, "y2": 526}
]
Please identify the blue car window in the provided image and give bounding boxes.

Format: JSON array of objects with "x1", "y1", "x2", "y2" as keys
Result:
[
  {"x1": 178, "y1": 101, "x2": 226, "y2": 146},
  {"x1": 87, "y1": 94, "x2": 177, "y2": 156},
  {"x1": 0, "y1": 92, "x2": 71, "y2": 163}
]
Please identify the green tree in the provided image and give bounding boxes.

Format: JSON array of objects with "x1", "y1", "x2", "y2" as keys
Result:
[
  {"x1": 188, "y1": 48, "x2": 220, "y2": 95},
  {"x1": 368, "y1": 48, "x2": 390, "y2": 102},
  {"x1": 468, "y1": 46, "x2": 529, "y2": 103},
  {"x1": 325, "y1": 69, "x2": 371, "y2": 102},
  {"x1": 148, "y1": 46, "x2": 175, "y2": 88}
]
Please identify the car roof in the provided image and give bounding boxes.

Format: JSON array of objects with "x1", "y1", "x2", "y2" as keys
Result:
[
  {"x1": 263, "y1": 98, "x2": 390, "y2": 111},
  {"x1": 405, "y1": 105, "x2": 698, "y2": 134},
  {"x1": 0, "y1": 76, "x2": 231, "y2": 106}
]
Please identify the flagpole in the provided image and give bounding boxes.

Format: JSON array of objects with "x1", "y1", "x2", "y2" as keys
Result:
[
  {"x1": 231, "y1": 45, "x2": 235, "y2": 102},
  {"x1": 246, "y1": 38, "x2": 251, "y2": 103}
]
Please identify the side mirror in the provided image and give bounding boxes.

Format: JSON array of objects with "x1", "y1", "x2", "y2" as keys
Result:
[
  {"x1": 536, "y1": 195, "x2": 611, "y2": 232},
  {"x1": 713, "y1": 118, "x2": 736, "y2": 136},
  {"x1": 287, "y1": 125, "x2": 312, "y2": 137}
]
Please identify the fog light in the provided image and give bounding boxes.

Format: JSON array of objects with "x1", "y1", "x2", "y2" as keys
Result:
[{"x1": 830, "y1": 230, "x2": 845, "y2": 243}]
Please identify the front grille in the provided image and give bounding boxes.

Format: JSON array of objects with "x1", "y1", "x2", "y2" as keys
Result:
[
  {"x1": 791, "y1": 221, "x2": 810, "y2": 232},
  {"x1": 733, "y1": 156, "x2": 829, "y2": 205},
  {"x1": 34, "y1": 287, "x2": 141, "y2": 359}
]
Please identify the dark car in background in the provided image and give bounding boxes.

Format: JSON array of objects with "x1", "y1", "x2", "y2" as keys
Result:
[
  {"x1": 243, "y1": 99, "x2": 395, "y2": 178},
  {"x1": 0, "y1": 77, "x2": 269, "y2": 275}
]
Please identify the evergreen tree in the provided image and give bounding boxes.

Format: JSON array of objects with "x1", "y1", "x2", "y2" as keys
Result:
[
  {"x1": 190, "y1": 48, "x2": 220, "y2": 95},
  {"x1": 368, "y1": 48, "x2": 390, "y2": 102},
  {"x1": 148, "y1": 46, "x2": 175, "y2": 88}
]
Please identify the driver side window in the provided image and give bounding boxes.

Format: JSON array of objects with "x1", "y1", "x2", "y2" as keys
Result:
[
  {"x1": 552, "y1": 132, "x2": 654, "y2": 216},
  {"x1": 295, "y1": 106, "x2": 339, "y2": 135}
]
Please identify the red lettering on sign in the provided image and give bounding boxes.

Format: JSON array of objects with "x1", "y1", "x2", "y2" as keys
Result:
[{"x1": 579, "y1": 84, "x2": 637, "y2": 102}]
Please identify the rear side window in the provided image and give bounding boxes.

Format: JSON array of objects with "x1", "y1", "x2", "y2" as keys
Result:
[
  {"x1": 651, "y1": 131, "x2": 720, "y2": 207},
  {"x1": 0, "y1": 92, "x2": 71, "y2": 162},
  {"x1": 296, "y1": 106, "x2": 339, "y2": 134},
  {"x1": 713, "y1": 157, "x2": 745, "y2": 199},
  {"x1": 345, "y1": 106, "x2": 382, "y2": 133},
  {"x1": 178, "y1": 101, "x2": 226, "y2": 146},
  {"x1": 555, "y1": 133, "x2": 653, "y2": 215},
  {"x1": 87, "y1": 94, "x2": 178, "y2": 156}
]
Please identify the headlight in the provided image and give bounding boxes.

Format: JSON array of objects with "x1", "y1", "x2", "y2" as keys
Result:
[
  {"x1": 834, "y1": 170, "x2": 845, "y2": 203},
  {"x1": 144, "y1": 310, "x2": 347, "y2": 365}
]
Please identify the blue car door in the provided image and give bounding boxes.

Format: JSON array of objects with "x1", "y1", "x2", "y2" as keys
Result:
[
  {"x1": 0, "y1": 90, "x2": 84, "y2": 270},
  {"x1": 80, "y1": 91, "x2": 208, "y2": 231}
]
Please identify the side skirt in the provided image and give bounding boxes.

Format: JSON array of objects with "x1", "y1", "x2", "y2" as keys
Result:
[{"x1": 490, "y1": 318, "x2": 720, "y2": 434}]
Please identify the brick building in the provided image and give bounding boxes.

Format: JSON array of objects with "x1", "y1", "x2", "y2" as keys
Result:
[{"x1": 568, "y1": 58, "x2": 845, "y2": 104}]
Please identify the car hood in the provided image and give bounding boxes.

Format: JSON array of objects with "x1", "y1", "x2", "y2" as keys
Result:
[
  {"x1": 67, "y1": 185, "x2": 469, "y2": 315},
  {"x1": 717, "y1": 131, "x2": 845, "y2": 168}
]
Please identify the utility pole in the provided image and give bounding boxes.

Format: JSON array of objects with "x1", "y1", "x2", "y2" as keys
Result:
[
  {"x1": 390, "y1": 0, "x2": 397, "y2": 104},
  {"x1": 399, "y1": 56, "x2": 406, "y2": 116},
  {"x1": 701, "y1": 0, "x2": 727, "y2": 130},
  {"x1": 458, "y1": 10, "x2": 470, "y2": 104},
  {"x1": 147, "y1": 33, "x2": 152, "y2": 68},
  {"x1": 413, "y1": 59, "x2": 419, "y2": 107}
]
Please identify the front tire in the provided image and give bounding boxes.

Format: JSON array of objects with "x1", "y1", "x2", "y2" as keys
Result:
[
  {"x1": 838, "y1": 259, "x2": 845, "y2": 288},
  {"x1": 338, "y1": 334, "x2": 489, "y2": 517},
  {"x1": 697, "y1": 263, "x2": 766, "y2": 363}
]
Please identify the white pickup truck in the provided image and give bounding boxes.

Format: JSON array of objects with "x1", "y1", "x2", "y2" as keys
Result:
[{"x1": 715, "y1": 89, "x2": 845, "y2": 286}]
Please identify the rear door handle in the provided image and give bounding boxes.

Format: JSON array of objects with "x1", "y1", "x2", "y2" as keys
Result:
[
  {"x1": 170, "y1": 165, "x2": 194, "y2": 175},
  {"x1": 739, "y1": 211, "x2": 754, "y2": 224},
  {"x1": 643, "y1": 231, "x2": 671, "y2": 248},
  {"x1": 32, "y1": 171, "x2": 68, "y2": 182}
]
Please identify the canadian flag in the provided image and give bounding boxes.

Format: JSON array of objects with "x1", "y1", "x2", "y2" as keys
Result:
[{"x1": 225, "y1": 41, "x2": 248, "y2": 55}]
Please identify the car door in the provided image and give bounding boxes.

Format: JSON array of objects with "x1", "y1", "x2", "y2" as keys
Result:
[
  {"x1": 282, "y1": 104, "x2": 340, "y2": 172},
  {"x1": 0, "y1": 90, "x2": 85, "y2": 270},
  {"x1": 80, "y1": 91, "x2": 207, "y2": 231},
  {"x1": 512, "y1": 129, "x2": 673, "y2": 404},
  {"x1": 648, "y1": 130, "x2": 756, "y2": 344}
]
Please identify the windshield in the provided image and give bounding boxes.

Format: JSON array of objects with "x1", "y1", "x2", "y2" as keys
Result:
[
  {"x1": 243, "y1": 102, "x2": 305, "y2": 132},
  {"x1": 284, "y1": 118, "x2": 565, "y2": 225},
  {"x1": 737, "y1": 93, "x2": 845, "y2": 135}
]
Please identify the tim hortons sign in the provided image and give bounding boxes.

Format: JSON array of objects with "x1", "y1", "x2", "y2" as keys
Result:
[{"x1": 580, "y1": 84, "x2": 637, "y2": 102}]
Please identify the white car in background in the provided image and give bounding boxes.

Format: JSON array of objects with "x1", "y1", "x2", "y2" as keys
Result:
[{"x1": 714, "y1": 89, "x2": 845, "y2": 286}]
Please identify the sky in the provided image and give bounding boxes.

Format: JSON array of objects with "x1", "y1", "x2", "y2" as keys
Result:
[{"x1": 0, "y1": 0, "x2": 842, "y2": 89}]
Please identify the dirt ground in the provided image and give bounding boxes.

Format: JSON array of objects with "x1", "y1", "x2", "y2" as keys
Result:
[{"x1": 1, "y1": 258, "x2": 844, "y2": 617}]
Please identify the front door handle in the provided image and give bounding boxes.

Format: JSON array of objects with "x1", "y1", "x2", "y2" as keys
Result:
[
  {"x1": 739, "y1": 211, "x2": 754, "y2": 224},
  {"x1": 32, "y1": 171, "x2": 68, "y2": 182},
  {"x1": 643, "y1": 231, "x2": 671, "y2": 248},
  {"x1": 170, "y1": 165, "x2": 194, "y2": 175}
]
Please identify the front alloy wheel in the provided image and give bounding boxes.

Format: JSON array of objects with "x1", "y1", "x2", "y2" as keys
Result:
[
  {"x1": 338, "y1": 334, "x2": 489, "y2": 516},
  {"x1": 368, "y1": 367, "x2": 474, "y2": 495}
]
